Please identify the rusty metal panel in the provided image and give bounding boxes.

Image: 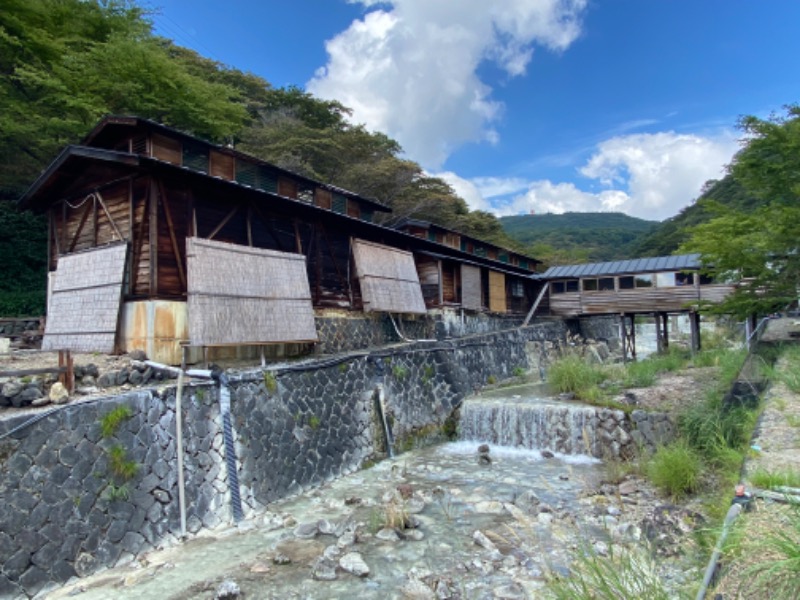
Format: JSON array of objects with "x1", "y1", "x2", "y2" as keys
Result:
[
  {"x1": 352, "y1": 239, "x2": 426, "y2": 314},
  {"x1": 42, "y1": 243, "x2": 128, "y2": 352},
  {"x1": 461, "y1": 265, "x2": 482, "y2": 311},
  {"x1": 186, "y1": 237, "x2": 318, "y2": 346}
]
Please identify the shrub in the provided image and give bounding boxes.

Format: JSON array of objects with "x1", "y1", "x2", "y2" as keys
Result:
[{"x1": 647, "y1": 441, "x2": 701, "y2": 500}]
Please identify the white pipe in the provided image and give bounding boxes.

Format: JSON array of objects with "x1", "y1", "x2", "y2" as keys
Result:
[
  {"x1": 175, "y1": 346, "x2": 187, "y2": 538},
  {"x1": 695, "y1": 503, "x2": 742, "y2": 600}
]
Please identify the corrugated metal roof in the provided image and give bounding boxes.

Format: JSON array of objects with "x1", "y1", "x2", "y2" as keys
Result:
[{"x1": 541, "y1": 254, "x2": 701, "y2": 279}]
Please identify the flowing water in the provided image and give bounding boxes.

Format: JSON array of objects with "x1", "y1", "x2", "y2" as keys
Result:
[{"x1": 52, "y1": 390, "x2": 616, "y2": 600}]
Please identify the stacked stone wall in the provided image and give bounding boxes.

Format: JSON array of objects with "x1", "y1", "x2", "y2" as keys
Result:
[{"x1": 0, "y1": 318, "x2": 576, "y2": 597}]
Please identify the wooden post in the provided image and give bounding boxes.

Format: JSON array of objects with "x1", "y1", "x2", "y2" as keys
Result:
[
  {"x1": 630, "y1": 315, "x2": 637, "y2": 359},
  {"x1": 619, "y1": 313, "x2": 628, "y2": 364},
  {"x1": 654, "y1": 312, "x2": 664, "y2": 354},
  {"x1": 690, "y1": 311, "x2": 701, "y2": 353},
  {"x1": 661, "y1": 312, "x2": 669, "y2": 351}
]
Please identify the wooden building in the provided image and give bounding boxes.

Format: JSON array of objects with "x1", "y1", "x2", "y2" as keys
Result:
[
  {"x1": 19, "y1": 116, "x2": 541, "y2": 362},
  {"x1": 541, "y1": 254, "x2": 733, "y2": 318}
]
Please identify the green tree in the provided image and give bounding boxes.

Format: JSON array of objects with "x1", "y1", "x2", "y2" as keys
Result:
[{"x1": 680, "y1": 106, "x2": 800, "y2": 318}]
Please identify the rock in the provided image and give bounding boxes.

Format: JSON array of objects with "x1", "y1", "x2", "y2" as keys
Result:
[
  {"x1": 317, "y1": 519, "x2": 336, "y2": 535},
  {"x1": 478, "y1": 454, "x2": 492, "y2": 465},
  {"x1": 537, "y1": 513, "x2": 553, "y2": 525},
  {"x1": 541, "y1": 450, "x2": 555, "y2": 459},
  {"x1": 397, "y1": 483, "x2": 414, "y2": 499},
  {"x1": 376, "y1": 528, "x2": 400, "y2": 542},
  {"x1": 2, "y1": 381, "x2": 22, "y2": 398},
  {"x1": 618, "y1": 480, "x2": 638, "y2": 495},
  {"x1": 311, "y1": 557, "x2": 337, "y2": 581},
  {"x1": 593, "y1": 541, "x2": 609, "y2": 556},
  {"x1": 559, "y1": 474, "x2": 569, "y2": 481},
  {"x1": 337, "y1": 531, "x2": 356, "y2": 549},
  {"x1": 472, "y1": 530, "x2": 497, "y2": 552},
  {"x1": 97, "y1": 371, "x2": 119, "y2": 388},
  {"x1": 339, "y1": 552, "x2": 370, "y2": 577},
  {"x1": 477, "y1": 444, "x2": 490, "y2": 453},
  {"x1": 404, "y1": 530, "x2": 425, "y2": 541},
  {"x1": 474, "y1": 501, "x2": 505, "y2": 514},
  {"x1": 323, "y1": 545, "x2": 341, "y2": 560},
  {"x1": 15, "y1": 387, "x2": 42, "y2": 407},
  {"x1": 406, "y1": 495, "x2": 425, "y2": 514},
  {"x1": 31, "y1": 396, "x2": 50, "y2": 407},
  {"x1": 48, "y1": 382, "x2": 69, "y2": 404},
  {"x1": 293, "y1": 522, "x2": 318, "y2": 539},
  {"x1": 607, "y1": 506, "x2": 621, "y2": 516},
  {"x1": 214, "y1": 579, "x2": 240, "y2": 599},
  {"x1": 401, "y1": 578, "x2": 435, "y2": 600},
  {"x1": 272, "y1": 553, "x2": 291, "y2": 565},
  {"x1": 513, "y1": 490, "x2": 540, "y2": 513},
  {"x1": 494, "y1": 584, "x2": 527, "y2": 599},
  {"x1": 128, "y1": 349, "x2": 147, "y2": 361}
]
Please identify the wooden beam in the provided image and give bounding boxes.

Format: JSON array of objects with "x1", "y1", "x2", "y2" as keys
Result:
[
  {"x1": 293, "y1": 219, "x2": 303, "y2": 254},
  {"x1": 67, "y1": 199, "x2": 92, "y2": 253},
  {"x1": 437, "y1": 260, "x2": 444, "y2": 306},
  {"x1": 207, "y1": 204, "x2": 239, "y2": 240},
  {"x1": 246, "y1": 204, "x2": 253, "y2": 247},
  {"x1": 95, "y1": 192, "x2": 124, "y2": 242},
  {"x1": 92, "y1": 192, "x2": 97, "y2": 247},
  {"x1": 130, "y1": 189, "x2": 148, "y2": 294},
  {"x1": 157, "y1": 180, "x2": 187, "y2": 290}
]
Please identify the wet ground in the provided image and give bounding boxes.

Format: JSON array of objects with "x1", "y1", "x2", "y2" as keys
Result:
[{"x1": 47, "y1": 442, "x2": 605, "y2": 600}]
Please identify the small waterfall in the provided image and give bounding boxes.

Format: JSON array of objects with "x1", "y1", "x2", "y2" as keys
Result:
[{"x1": 459, "y1": 397, "x2": 601, "y2": 457}]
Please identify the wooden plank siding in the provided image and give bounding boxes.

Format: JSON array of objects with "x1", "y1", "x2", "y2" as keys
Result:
[{"x1": 548, "y1": 283, "x2": 736, "y2": 317}]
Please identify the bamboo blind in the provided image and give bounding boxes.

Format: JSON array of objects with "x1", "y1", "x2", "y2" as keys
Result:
[
  {"x1": 186, "y1": 237, "x2": 318, "y2": 346},
  {"x1": 488, "y1": 270, "x2": 507, "y2": 313},
  {"x1": 461, "y1": 265, "x2": 482, "y2": 311},
  {"x1": 42, "y1": 243, "x2": 128, "y2": 352},
  {"x1": 352, "y1": 239, "x2": 426, "y2": 314}
]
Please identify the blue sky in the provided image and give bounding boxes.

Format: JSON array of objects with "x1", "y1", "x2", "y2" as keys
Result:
[{"x1": 149, "y1": 0, "x2": 800, "y2": 221}]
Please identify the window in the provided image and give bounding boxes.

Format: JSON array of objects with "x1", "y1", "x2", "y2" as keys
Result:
[
  {"x1": 656, "y1": 272, "x2": 676, "y2": 287},
  {"x1": 332, "y1": 193, "x2": 347, "y2": 214},
  {"x1": 427, "y1": 230, "x2": 437, "y2": 242},
  {"x1": 699, "y1": 273, "x2": 714, "y2": 285},
  {"x1": 583, "y1": 279, "x2": 598, "y2": 291},
  {"x1": 565, "y1": 280, "x2": 579, "y2": 292},
  {"x1": 182, "y1": 141, "x2": 209, "y2": 173},
  {"x1": 619, "y1": 276, "x2": 634, "y2": 289},
  {"x1": 361, "y1": 208, "x2": 374, "y2": 223},
  {"x1": 635, "y1": 274, "x2": 654, "y2": 288},
  {"x1": 599, "y1": 277, "x2": 615, "y2": 291},
  {"x1": 676, "y1": 272, "x2": 694, "y2": 286},
  {"x1": 511, "y1": 280, "x2": 525, "y2": 297},
  {"x1": 498, "y1": 252, "x2": 509, "y2": 263},
  {"x1": 551, "y1": 281, "x2": 565, "y2": 294}
]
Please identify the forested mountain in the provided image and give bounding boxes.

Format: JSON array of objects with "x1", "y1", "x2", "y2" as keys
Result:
[
  {"x1": 500, "y1": 212, "x2": 658, "y2": 264},
  {"x1": 0, "y1": 0, "x2": 516, "y2": 315},
  {"x1": 628, "y1": 175, "x2": 759, "y2": 257}
]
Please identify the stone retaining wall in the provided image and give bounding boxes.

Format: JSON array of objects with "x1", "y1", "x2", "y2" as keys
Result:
[{"x1": 0, "y1": 320, "x2": 573, "y2": 598}]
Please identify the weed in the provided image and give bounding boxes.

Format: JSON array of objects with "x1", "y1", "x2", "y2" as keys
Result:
[
  {"x1": 263, "y1": 371, "x2": 278, "y2": 394},
  {"x1": 787, "y1": 415, "x2": 800, "y2": 428},
  {"x1": 392, "y1": 365, "x2": 408, "y2": 379},
  {"x1": 487, "y1": 375, "x2": 497, "y2": 385},
  {"x1": 108, "y1": 444, "x2": 139, "y2": 480},
  {"x1": 749, "y1": 469, "x2": 800, "y2": 490},
  {"x1": 194, "y1": 387, "x2": 206, "y2": 401},
  {"x1": 338, "y1": 363, "x2": 348, "y2": 373},
  {"x1": 513, "y1": 366, "x2": 526, "y2": 377},
  {"x1": 647, "y1": 441, "x2": 701, "y2": 500},
  {"x1": 308, "y1": 415, "x2": 321, "y2": 430},
  {"x1": 105, "y1": 483, "x2": 130, "y2": 502},
  {"x1": 99, "y1": 405, "x2": 133, "y2": 438},
  {"x1": 546, "y1": 542, "x2": 670, "y2": 600}
]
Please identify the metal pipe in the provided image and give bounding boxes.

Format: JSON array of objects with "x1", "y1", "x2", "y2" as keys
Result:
[
  {"x1": 175, "y1": 346, "x2": 187, "y2": 537},
  {"x1": 695, "y1": 502, "x2": 742, "y2": 600}
]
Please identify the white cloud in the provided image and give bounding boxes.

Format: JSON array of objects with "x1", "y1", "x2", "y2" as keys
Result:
[
  {"x1": 308, "y1": 0, "x2": 586, "y2": 168},
  {"x1": 457, "y1": 131, "x2": 738, "y2": 221}
]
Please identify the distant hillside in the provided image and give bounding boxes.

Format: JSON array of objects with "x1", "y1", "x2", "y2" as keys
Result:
[
  {"x1": 629, "y1": 175, "x2": 759, "y2": 257},
  {"x1": 501, "y1": 212, "x2": 659, "y2": 264}
]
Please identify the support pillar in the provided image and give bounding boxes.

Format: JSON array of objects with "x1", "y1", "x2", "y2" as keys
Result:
[
  {"x1": 690, "y1": 311, "x2": 701, "y2": 353},
  {"x1": 620, "y1": 313, "x2": 636, "y2": 362},
  {"x1": 655, "y1": 312, "x2": 669, "y2": 353}
]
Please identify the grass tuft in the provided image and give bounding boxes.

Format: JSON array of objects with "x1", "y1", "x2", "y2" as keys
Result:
[
  {"x1": 647, "y1": 441, "x2": 702, "y2": 500},
  {"x1": 750, "y1": 469, "x2": 800, "y2": 490}
]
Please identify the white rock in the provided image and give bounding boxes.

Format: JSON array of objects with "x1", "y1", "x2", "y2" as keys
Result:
[
  {"x1": 401, "y1": 578, "x2": 435, "y2": 600},
  {"x1": 48, "y1": 382, "x2": 69, "y2": 404},
  {"x1": 472, "y1": 530, "x2": 497, "y2": 552},
  {"x1": 339, "y1": 552, "x2": 370, "y2": 577},
  {"x1": 376, "y1": 528, "x2": 400, "y2": 542}
]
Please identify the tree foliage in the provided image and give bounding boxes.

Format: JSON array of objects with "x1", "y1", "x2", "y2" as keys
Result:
[{"x1": 680, "y1": 106, "x2": 800, "y2": 318}]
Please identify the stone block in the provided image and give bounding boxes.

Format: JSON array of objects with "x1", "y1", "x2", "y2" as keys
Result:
[
  {"x1": 4, "y1": 548, "x2": 31, "y2": 578},
  {"x1": 18, "y1": 565, "x2": 48, "y2": 597}
]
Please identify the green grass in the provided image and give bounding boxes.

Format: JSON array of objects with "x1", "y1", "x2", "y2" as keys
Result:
[
  {"x1": 624, "y1": 349, "x2": 688, "y2": 387},
  {"x1": 742, "y1": 507, "x2": 800, "y2": 598},
  {"x1": 548, "y1": 355, "x2": 606, "y2": 396},
  {"x1": 108, "y1": 444, "x2": 139, "y2": 480},
  {"x1": 750, "y1": 469, "x2": 800, "y2": 490},
  {"x1": 99, "y1": 405, "x2": 133, "y2": 438},
  {"x1": 647, "y1": 441, "x2": 702, "y2": 500},
  {"x1": 546, "y1": 543, "x2": 671, "y2": 600}
]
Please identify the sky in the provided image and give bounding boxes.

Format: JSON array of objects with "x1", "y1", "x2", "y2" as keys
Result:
[{"x1": 149, "y1": 0, "x2": 800, "y2": 222}]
